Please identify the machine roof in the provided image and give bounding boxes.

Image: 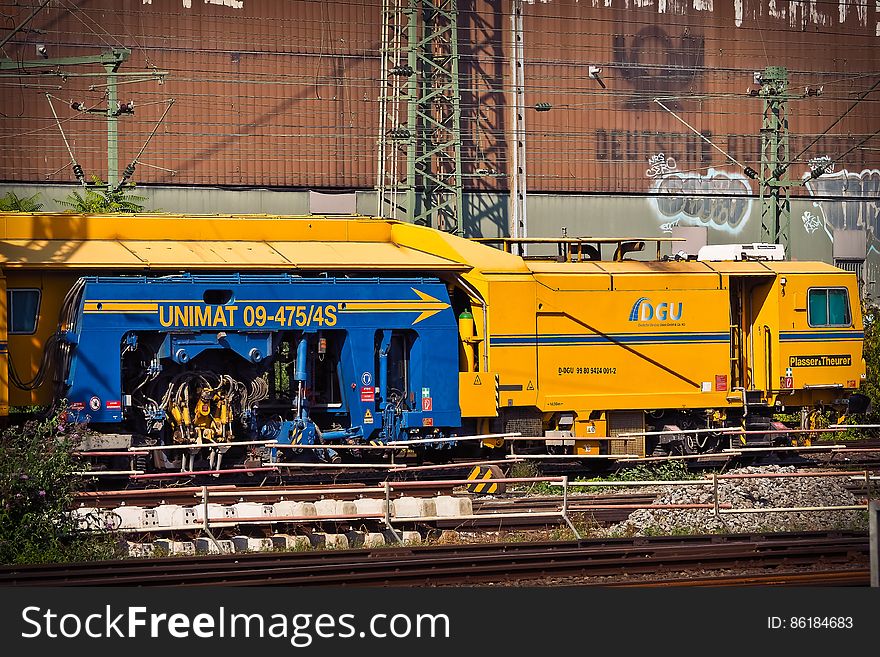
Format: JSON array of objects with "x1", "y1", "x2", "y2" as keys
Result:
[
  {"x1": 0, "y1": 238, "x2": 469, "y2": 271},
  {"x1": 0, "y1": 213, "x2": 849, "y2": 277},
  {"x1": 0, "y1": 214, "x2": 473, "y2": 271}
]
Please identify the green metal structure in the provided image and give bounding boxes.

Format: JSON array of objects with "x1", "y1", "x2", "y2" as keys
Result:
[
  {"x1": 0, "y1": 48, "x2": 132, "y2": 187},
  {"x1": 757, "y1": 66, "x2": 794, "y2": 254},
  {"x1": 378, "y1": 0, "x2": 464, "y2": 234}
]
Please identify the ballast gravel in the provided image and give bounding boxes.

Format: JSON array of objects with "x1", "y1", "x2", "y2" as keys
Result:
[{"x1": 605, "y1": 465, "x2": 868, "y2": 536}]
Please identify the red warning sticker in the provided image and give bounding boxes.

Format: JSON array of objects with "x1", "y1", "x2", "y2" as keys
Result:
[
  {"x1": 421, "y1": 397, "x2": 433, "y2": 412},
  {"x1": 360, "y1": 387, "x2": 375, "y2": 402},
  {"x1": 106, "y1": 400, "x2": 122, "y2": 410},
  {"x1": 715, "y1": 374, "x2": 728, "y2": 392},
  {"x1": 422, "y1": 417, "x2": 434, "y2": 427}
]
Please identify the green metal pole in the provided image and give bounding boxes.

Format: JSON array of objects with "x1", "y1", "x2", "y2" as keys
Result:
[
  {"x1": 448, "y1": 0, "x2": 464, "y2": 235},
  {"x1": 406, "y1": 1, "x2": 419, "y2": 223},
  {"x1": 105, "y1": 61, "x2": 118, "y2": 188},
  {"x1": 758, "y1": 66, "x2": 791, "y2": 255},
  {"x1": 1, "y1": 48, "x2": 134, "y2": 186}
]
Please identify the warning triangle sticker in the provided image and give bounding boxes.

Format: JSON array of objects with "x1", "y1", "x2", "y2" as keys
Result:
[
  {"x1": 526, "y1": 380, "x2": 534, "y2": 390},
  {"x1": 473, "y1": 375, "x2": 482, "y2": 385}
]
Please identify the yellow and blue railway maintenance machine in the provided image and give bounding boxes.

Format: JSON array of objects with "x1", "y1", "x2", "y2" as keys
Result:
[{"x1": 0, "y1": 213, "x2": 867, "y2": 471}]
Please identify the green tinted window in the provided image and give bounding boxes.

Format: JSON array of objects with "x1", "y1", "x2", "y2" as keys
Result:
[
  {"x1": 808, "y1": 288, "x2": 850, "y2": 327},
  {"x1": 828, "y1": 289, "x2": 850, "y2": 325},
  {"x1": 808, "y1": 289, "x2": 827, "y2": 325}
]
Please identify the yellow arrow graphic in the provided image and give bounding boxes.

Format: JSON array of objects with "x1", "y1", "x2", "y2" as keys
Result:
[{"x1": 341, "y1": 287, "x2": 450, "y2": 325}]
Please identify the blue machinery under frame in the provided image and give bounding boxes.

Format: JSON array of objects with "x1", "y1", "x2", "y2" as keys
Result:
[{"x1": 61, "y1": 274, "x2": 461, "y2": 454}]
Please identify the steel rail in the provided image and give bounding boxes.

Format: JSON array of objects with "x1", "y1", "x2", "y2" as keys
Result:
[
  {"x1": 34, "y1": 540, "x2": 864, "y2": 587},
  {"x1": 0, "y1": 531, "x2": 866, "y2": 587},
  {"x1": 602, "y1": 569, "x2": 870, "y2": 587}
]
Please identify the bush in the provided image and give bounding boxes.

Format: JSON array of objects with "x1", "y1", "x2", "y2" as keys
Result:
[
  {"x1": 0, "y1": 191, "x2": 43, "y2": 212},
  {"x1": 0, "y1": 408, "x2": 118, "y2": 564},
  {"x1": 56, "y1": 176, "x2": 147, "y2": 213},
  {"x1": 858, "y1": 302, "x2": 880, "y2": 419},
  {"x1": 609, "y1": 460, "x2": 697, "y2": 482}
]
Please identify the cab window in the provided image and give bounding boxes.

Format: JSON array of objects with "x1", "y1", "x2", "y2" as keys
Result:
[
  {"x1": 7, "y1": 289, "x2": 41, "y2": 334},
  {"x1": 808, "y1": 288, "x2": 850, "y2": 327}
]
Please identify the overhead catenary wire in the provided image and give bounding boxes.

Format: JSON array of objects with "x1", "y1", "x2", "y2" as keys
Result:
[
  {"x1": 792, "y1": 76, "x2": 880, "y2": 170},
  {"x1": 816, "y1": 126, "x2": 880, "y2": 177},
  {"x1": 115, "y1": 97, "x2": 174, "y2": 189},
  {"x1": 0, "y1": 0, "x2": 52, "y2": 51},
  {"x1": 653, "y1": 98, "x2": 754, "y2": 173},
  {"x1": 45, "y1": 93, "x2": 85, "y2": 185},
  {"x1": 5, "y1": 5, "x2": 878, "y2": 89}
]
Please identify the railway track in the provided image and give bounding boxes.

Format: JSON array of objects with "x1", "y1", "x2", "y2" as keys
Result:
[
  {"x1": 72, "y1": 438, "x2": 880, "y2": 499},
  {"x1": 603, "y1": 569, "x2": 870, "y2": 587},
  {"x1": 73, "y1": 481, "x2": 461, "y2": 509},
  {"x1": 71, "y1": 465, "x2": 874, "y2": 537},
  {"x1": 465, "y1": 492, "x2": 658, "y2": 528},
  {"x1": 74, "y1": 488, "x2": 656, "y2": 521},
  {"x1": 1, "y1": 531, "x2": 867, "y2": 587},
  {"x1": 68, "y1": 464, "x2": 875, "y2": 545}
]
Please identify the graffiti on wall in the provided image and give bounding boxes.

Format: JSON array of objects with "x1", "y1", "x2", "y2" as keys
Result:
[
  {"x1": 646, "y1": 152, "x2": 677, "y2": 178},
  {"x1": 802, "y1": 159, "x2": 880, "y2": 290},
  {"x1": 646, "y1": 154, "x2": 753, "y2": 234},
  {"x1": 803, "y1": 162, "x2": 880, "y2": 241},
  {"x1": 801, "y1": 210, "x2": 824, "y2": 236}
]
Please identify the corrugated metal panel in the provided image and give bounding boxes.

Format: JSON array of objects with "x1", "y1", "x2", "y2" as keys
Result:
[
  {"x1": 517, "y1": 1, "x2": 879, "y2": 195},
  {"x1": 0, "y1": 0, "x2": 876, "y2": 199}
]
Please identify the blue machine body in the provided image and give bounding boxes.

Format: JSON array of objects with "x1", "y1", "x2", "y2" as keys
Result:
[{"x1": 62, "y1": 274, "x2": 461, "y2": 446}]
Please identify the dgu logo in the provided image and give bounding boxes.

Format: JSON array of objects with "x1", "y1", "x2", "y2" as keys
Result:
[{"x1": 628, "y1": 297, "x2": 683, "y2": 322}]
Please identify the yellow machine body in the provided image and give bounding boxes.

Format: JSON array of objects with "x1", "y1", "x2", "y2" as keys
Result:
[{"x1": 0, "y1": 213, "x2": 865, "y2": 457}]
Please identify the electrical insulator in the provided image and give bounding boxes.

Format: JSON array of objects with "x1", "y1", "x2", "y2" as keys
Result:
[{"x1": 119, "y1": 162, "x2": 136, "y2": 185}]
